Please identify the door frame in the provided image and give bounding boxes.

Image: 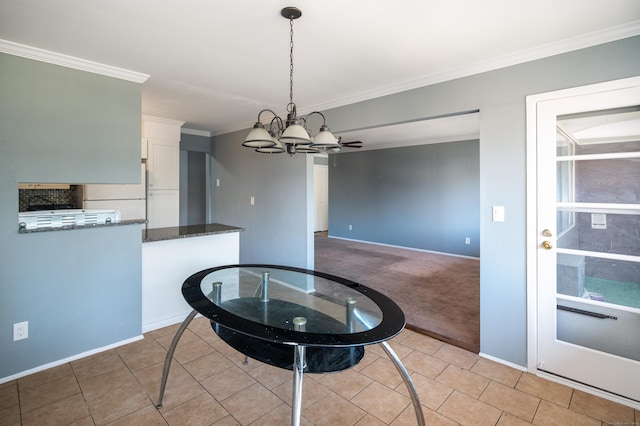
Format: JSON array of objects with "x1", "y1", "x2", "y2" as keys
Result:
[{"x1": 525, "y1": 76, "x2": 640, "y2": 409}]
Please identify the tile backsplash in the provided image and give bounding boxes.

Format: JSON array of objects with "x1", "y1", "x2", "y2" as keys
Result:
[{"x1": 18, "y1": 186, "x2": 82, "y2": 212}]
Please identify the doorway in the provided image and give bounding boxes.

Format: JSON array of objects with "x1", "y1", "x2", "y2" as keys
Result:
[
  {"x1": 188, "y1": 151, "x2": 207, "y2": 225},
  {"x1": 527, "y1": 77, "x2": 640, "y2": 406},
  {"x1": 313, "y1": 163, "x2": 328, "y2": 232}
]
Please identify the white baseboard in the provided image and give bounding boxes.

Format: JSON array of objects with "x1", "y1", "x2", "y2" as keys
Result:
[
  {"x1": 0, "y1": 335, "x2": 144, "y2": 385},
  {"x1": 536, "y1": 371, "x2": 640, "y2": 410},
  {"x1": 142, "y1": 312, "x2": 198, "y2": 334},
  {"x1": 479, "y1": 352, "x2": 640, "y2": 410},
  {"x1": 479, "y1": 352, "x2": 528, "y2": 372},
  {"x1": 328, "y1": 235, "x2": 480, "y2": 260}
]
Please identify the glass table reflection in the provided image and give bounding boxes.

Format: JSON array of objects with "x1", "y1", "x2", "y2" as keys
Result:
[{"x1": 156, "y1": 264, "x2": 424, "y2": 425}]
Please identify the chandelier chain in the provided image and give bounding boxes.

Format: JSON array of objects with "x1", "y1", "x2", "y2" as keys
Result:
[{"x1": 289, "y1": 16, "x2": 294, "y2": 110}]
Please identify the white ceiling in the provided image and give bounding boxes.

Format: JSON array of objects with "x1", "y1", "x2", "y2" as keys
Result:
[{"x1": 1, "y1": 0, "x2": 639, "y2": 148}]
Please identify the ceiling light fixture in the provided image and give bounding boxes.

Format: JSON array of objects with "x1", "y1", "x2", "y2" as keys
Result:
[{"x1": 243, "y1": 7, "x2": 341, "y2": 155}]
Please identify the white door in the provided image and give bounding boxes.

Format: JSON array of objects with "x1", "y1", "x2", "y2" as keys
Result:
[
  {"x1": 314, "y1": 164, "x2": 329, "y2": 232},
  {"x1": 529, "y1": 77, "x2": 640, "y2": 404}
]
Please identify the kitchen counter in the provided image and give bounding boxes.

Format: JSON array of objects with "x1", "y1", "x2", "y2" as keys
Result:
[
  {"x1": 142, "y1": 223, "x2": 243, "y2": 242},
  {"x1": 141, "y1": 223, "x2": 242, "y2": 332},
  {"x1": 19, "y1": 218, "x2": 146, "y2": 234}
]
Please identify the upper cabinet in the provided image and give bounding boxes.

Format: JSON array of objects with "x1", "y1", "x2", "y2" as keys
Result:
[
  {"x1": 142, "y1": 116, "x2": 184, "y2": 190},
  {"x1": 147, "y1": 139, "x2": 179, "y2": 190}
]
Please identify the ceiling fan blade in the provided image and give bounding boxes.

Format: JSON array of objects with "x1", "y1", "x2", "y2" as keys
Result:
[{"x1": 341, "y1": 141, "x2": 363, "y2": 148}]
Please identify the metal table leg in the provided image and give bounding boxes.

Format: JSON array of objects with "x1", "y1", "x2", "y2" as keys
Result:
[
  {"x1": 379, "y1": 341, "x2": 425, "y2": 426},
  {"x1": 291, "y1": 317, "x2": 307, "y2": 426},
  {"x1": 156, "y1": 309, "x2": 198, "y2": 408}
]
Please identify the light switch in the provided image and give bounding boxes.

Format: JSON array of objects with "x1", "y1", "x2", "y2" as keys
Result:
[
  {"x1": 250, "y1": 196, "x2": 255, "y2": 206},
  {"x1": 492, "y1": 205, "x2": 505, "y2": 222},
  {"x1": 216, "y1": 179, "x2": 220, "y2": 187}
]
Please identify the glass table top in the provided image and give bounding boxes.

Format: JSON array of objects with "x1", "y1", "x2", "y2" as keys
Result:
[{"x1": 182, "y1": 264, "x2": 405, "y2": 347}]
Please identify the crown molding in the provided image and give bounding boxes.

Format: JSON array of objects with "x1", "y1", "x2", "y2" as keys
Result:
[
  {"x1": 0, "y1": 39, "x2": 149, "y2": 83},
  {"x1": 181, "y1": 128, "x2": 212, "y2": 137},
  {"x1": 142, "y1": 115, "x2": 185, "y2": 127}
]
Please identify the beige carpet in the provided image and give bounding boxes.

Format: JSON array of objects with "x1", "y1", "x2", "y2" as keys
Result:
[{"x1": 315, "y1": 234, "x2": 480, "y2": 353}]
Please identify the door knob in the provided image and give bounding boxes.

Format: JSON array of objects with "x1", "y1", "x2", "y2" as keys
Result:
[{"x1": 542, "y1": 241, "x2": 553, "y2": 250}]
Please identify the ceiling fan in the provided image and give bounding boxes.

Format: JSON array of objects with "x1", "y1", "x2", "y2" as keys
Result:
[
  {"x1": 326, "y1": 137, "x2": 363, "y2": 153},
  {"x1": 339, "y1": 138, "x2": 364, "y2": 149}
]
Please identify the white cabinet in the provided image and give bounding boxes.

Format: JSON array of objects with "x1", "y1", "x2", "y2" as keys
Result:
[
  {"x1": 147, "y1": 189, "x2": 179, "y2": 229},
  {"x1": 142, "y1": 116, "x2": 184, "y2": 229},
  {"x1": 147, "y1": 138, "x2": 179, "y2": 190},
  {"x1": 141, "y1": 137, "x2": 147, "y2": 160}
]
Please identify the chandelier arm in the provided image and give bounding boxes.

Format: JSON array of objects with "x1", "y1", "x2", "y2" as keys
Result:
[
  {"x1": 269, "y1": 116, "x2": 285, "y2": 134},
  {"x1": 304, "y1": 111, "x2": 327, "y2": 126},
  {"x1": 256, "y1": 108, "x2": 279, "y2": 123}
]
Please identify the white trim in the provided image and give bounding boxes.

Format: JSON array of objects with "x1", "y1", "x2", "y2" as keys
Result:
[
  {"x1": 526, "y1": 76, "x2": 640, "y2": 398},
  {"x1": 0, "y1": 334, "x2": 144, "y2": 385},
  {"x1": 141, "y1": 115, "x2": 185, "y2": 127},
  {"x1": 536, "y1": 371, "x2": 640, "y2": 410},
  {"x1": 525, "y1": 93, "x2": 540, "y2": 373},
  {"x1": 479, "y1": 352, "x2": 527, "y2": 372},
  {"x1": 213, "y1": 21, "x2": 640, "y2": 136},
  {"x1": 181, "y1": 128, "x2": 212, "y2": 137},
  {"x1": 556, "y1": 202, "x2": 640, "y2": 215},
  {"x1": 558, "y1": 152, "x2": 640, "y2": 161},
  {"x1": 557, "y1": 248, "x2": 640, "y2": 263},
  {"x1": 327, "y1": 235, "x2": 480, "y2": 261},
  {"x1": 0, "y1": 39, "x2": 149, "y2": 83},
  {"x1": 142, "y1": 312, "x2": 195, "y2": 334}
]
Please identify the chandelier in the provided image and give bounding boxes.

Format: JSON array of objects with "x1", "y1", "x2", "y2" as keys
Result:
[{"x1": 243, "y1": 7, "x2": 341, "y2": 155}]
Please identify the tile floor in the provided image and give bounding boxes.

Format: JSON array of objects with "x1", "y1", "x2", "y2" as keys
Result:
[{"x1": 0, "y1": 317, "x2": 637, "y2": 425}]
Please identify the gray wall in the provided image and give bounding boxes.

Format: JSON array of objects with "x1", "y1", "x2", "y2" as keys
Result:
[
  {"x1": 212, "y1": 130, "x2": 314, "y2": 269},
  {"x1": 213, "y1": 36, "x2": 640, "y2": 367},
  {"x1": 179, "y1": 133, "x2": 213, "y2": 226},
  {"x1": 0, "y1": 53, "x2": 143, "y2": 379},
  {"x1": 329, "y1": 140, "x2": 480, "y2": 257},
  {"x1": 327, "y1": 36, "x2": 640, "y2": 366}
]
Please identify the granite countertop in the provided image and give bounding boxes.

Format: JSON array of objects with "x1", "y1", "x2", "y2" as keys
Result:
[
  {"x1": 19, "y1": 219, "x2": 146, "y2": 234},
  {"x1": 142, "y1": 223, "x2": 244, "y2": 243}
]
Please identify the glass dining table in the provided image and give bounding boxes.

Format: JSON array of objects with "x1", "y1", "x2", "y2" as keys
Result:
[{"x1": 156, "y1": 264, "x2": 424, "y2": 425}]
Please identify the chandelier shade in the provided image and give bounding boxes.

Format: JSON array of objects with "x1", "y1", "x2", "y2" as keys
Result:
[
  {"x1": 256, "y1": 135, "x2": 285, "y2": 153},
  {"x1": 279, "y1": 120, "x2": 312, "y2": 145},
  {"x1": 243, "y1": 122, "x2": 276, "y2": 148},
  {"x1": 311, "y1": 124, "x2": 340, "y2": 148}
]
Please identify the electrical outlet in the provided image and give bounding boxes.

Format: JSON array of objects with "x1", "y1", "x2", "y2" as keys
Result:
[
  {"x1": 348, "y1": 224, "x2": 352, "y2": 231},
  {"x1": 465, "y1": 237, "x2": 471, "y2": 245},
  {"x1": 13, "y1": 321, "x2": 28, "y2": 341}
]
